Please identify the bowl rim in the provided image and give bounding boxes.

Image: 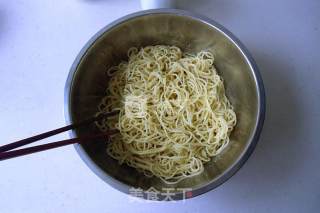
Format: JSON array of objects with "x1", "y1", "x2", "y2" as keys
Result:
[{"x1": 64, "y1": 8, "x2": 266, "y2": 200}]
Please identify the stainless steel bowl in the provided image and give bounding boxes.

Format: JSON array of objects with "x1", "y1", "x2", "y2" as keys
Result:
[{"x1": 64, "y1": 9, "x2": 265, "y2": 200}]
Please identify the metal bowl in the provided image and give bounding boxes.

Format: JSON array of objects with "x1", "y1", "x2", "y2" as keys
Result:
[{"x1": 64, "y1": 9, "x2": 265, "y2": 200}]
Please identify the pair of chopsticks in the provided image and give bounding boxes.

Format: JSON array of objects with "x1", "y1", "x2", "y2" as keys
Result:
[{"x1": 0, "y1": 110, "x2": 119, "y2": 161}]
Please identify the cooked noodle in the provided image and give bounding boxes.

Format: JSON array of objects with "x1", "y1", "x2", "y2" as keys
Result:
[{"x1": 95, "y1": 45, "x2": 236, "y2": 184}]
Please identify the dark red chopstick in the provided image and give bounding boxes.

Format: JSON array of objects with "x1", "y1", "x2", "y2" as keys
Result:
[
  {"x1": 0, "y1": 130, "x2": 118, "y2": 161},
  {"x1": 0, "y1": 110, "x2": 119, "y2": 153}
]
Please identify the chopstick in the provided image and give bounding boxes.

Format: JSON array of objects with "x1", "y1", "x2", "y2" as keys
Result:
[
  {"x1": 0, "y1": 110, "x2": 119, "y2": 161},
  {"x1": 0, "y1": 110, "x2": 119, "y2": 153},
  {"x1": 0, "y1": 130, "x2": 118, "y2": 161}
]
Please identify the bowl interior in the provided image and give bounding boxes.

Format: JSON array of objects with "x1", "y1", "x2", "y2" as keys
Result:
[{"x1": 68, "y1": 12, "x2": 259, "y2": 196}]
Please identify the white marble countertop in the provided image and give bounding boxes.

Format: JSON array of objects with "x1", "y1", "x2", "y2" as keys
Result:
[{"x1": 0, "y1": 0, "x2": 319, "y2": 212}]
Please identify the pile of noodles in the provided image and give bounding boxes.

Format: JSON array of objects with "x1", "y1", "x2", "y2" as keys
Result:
[{"x1": 96, "y1": 45, "x2": 236, "y2": 184}]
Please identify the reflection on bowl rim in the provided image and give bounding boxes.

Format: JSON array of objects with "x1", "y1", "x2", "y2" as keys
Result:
[{"x1": 64, "y1": 9, "x2": 266, "y2": 200}]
